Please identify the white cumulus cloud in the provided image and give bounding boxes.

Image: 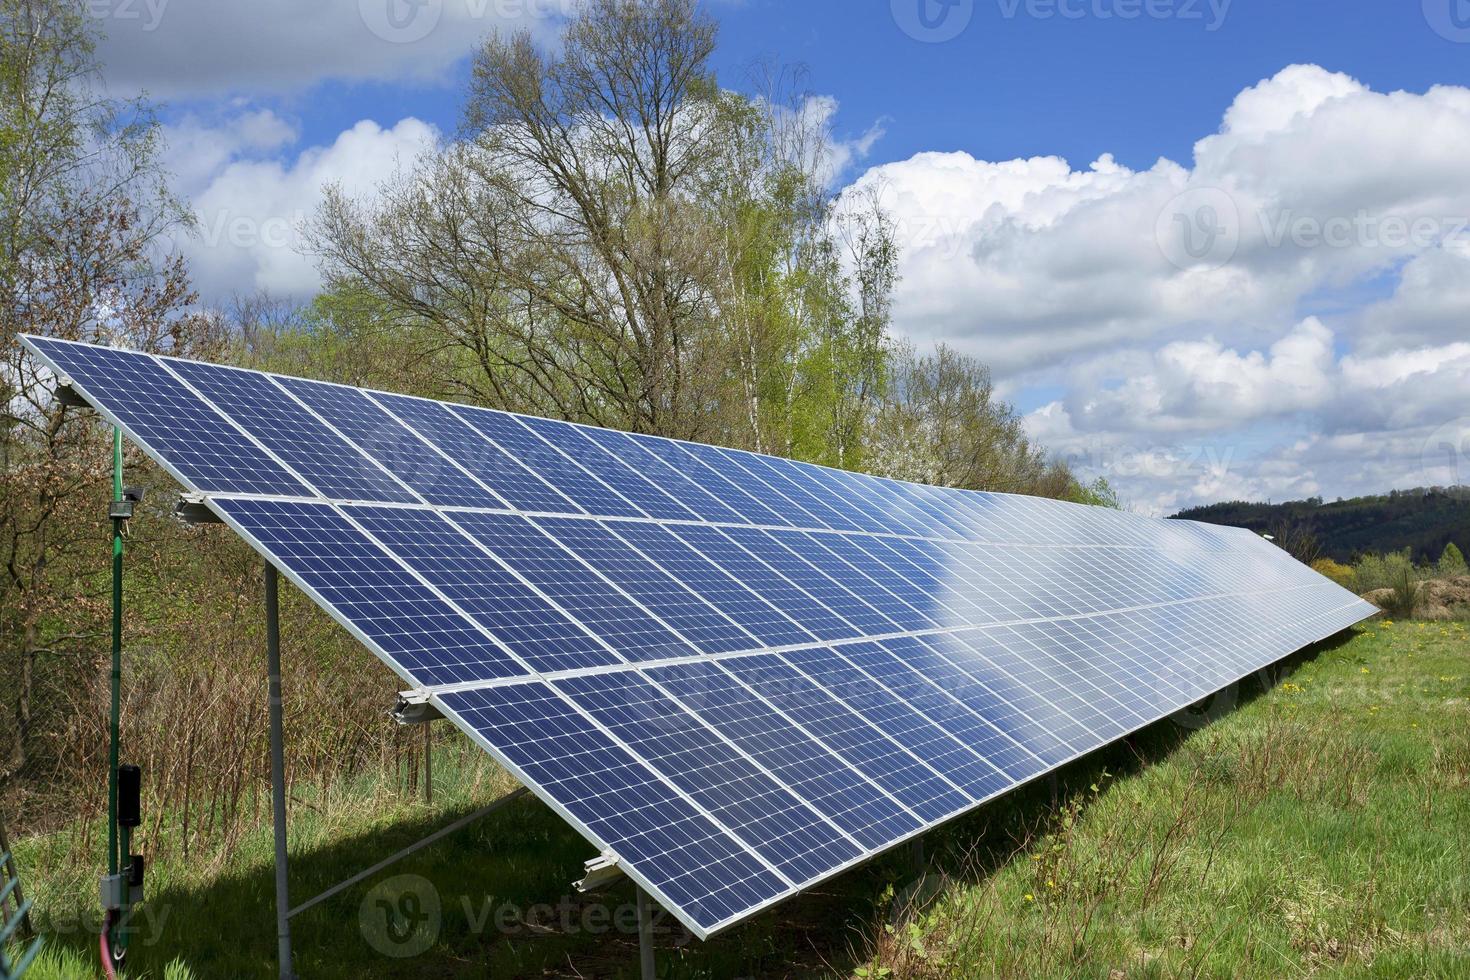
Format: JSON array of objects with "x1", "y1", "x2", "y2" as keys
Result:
[{"x1": 163, "y1": 112, "x2": 440, "y2": 300}]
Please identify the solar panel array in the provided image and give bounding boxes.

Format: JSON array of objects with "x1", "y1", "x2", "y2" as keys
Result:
[{"x1": 22, "y1": 335, "x2": 1375, "y2": 938}]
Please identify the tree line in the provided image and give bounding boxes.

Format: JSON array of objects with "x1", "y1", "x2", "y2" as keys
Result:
[
  {"x1": 1, "y1": 0, "x2": 1108, "y2": 829},
  {"x1": 1175, "y1": 487, "x2": 1470, "y2": 566}
]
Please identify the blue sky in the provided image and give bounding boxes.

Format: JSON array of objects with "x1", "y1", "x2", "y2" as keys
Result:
[
  {"x1": 89, "y1": 0, "x2": 1470, "y2": 512},
  {"x1": 145, "y1": 2, "x2": 1470, "y2": 178}
]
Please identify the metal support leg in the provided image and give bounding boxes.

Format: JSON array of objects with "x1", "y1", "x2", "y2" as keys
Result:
[
  {"x1": 910, "y1": 837, "x2": 925, "y2": 874},
  {"x1": 265, "y1": 565, "x2": 294, "y2": 980},
  {"x1": 635, "y1": 886, "x2": 656, "y2": 980},
  {"x1": 423, "y1": 723, "x2": 433, "y2": 806}
]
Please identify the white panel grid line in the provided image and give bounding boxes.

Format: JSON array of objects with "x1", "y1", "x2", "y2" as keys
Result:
[
  {"x1": 614, "y1": 668, "x2": 873, "y2": 856},
  {"x1": 602, "y1": 521, "x2": 825, "y2": 648},
  {"x1": 695, "y1": 662, "x2": 934, "y2": 827},
  {"x1": 448, "y1": 405, "x2": 653, "y2": 518},
  {"x1": 417, "y1": 580, "x2": 1361, "y2": 694},
  {"x1": 371, "y1": 390, "x2": 588, "y2": 516},
  {"x1": 342, "y1": 503, "x2": 634, "y2": 674},
  {"x1": 262, "y1": 374, "x2": 438, "y2": 506},
  {"x1": 18, "y1": 341, "x2": 255, "y2": 504},
  {"x1": 727, "y1": 656, "x2": 978, "y2": 816},
  {"x1": 665, "y1": 525, "x2": 1051, "y2": 775},
  {"x1": 676, "y1": 593, "x2": 1375, "y2": 938},
  {"x1": 157, "y1": 357, "x2": 414, "y2": 504},
  {"x1": 538, "y1": 517, "x2": 770, "y2": 654},
  {"x1": 531, "y1": 682, "x2": 801, "y2": 891},
  {"x1": 280, "y1": 377, "x2": 516, "y2": 511},
  {"x1": 150, "y1": 357, "x2": 337, "y2": 501},
  {"x1": 424, "y1": 688, "x2": 744, "y2": 942}
]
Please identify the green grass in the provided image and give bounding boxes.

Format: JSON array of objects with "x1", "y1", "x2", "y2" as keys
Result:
[
  {"x1": 865, "y1": 619, "x2": 1470, "y2": 978},
  {"x1": 12, "y1": 621, "x2": 1470, "y2": 978}
]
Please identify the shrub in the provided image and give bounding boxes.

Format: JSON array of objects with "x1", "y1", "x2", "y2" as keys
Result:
[
  {"x1": 1353, "y1": 550, "x2": 1421, "y2": 593},
  {"x1": 1310, "y1": 558, "x2": 1356, "y2": 590},
  {"x1": 1383, "y1": 566, "x2": 1423, "y2": 618},
  {"x1": 1439, "y1": 542, "x2": 1468, "y2": 578}
]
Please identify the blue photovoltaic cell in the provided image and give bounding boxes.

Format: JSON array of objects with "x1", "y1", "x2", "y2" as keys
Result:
[
  {"x1": 451, "y1": 405, "x2": 644, "y2": 518},
  {"x1": 167, "y1": 359, "x2": 416, "y2": 503},
  {"x1": 555, "y1": 671, "x2": 863, "y2": 884},
  {"x1": 854, "y1": 536, "x2": 993, "y2": 625},
  {"x1": 537, "y1": 517, "x2": 759, "y2": 655},
  {"x1": 440, "y1": 683, "x2": 786, "y2": 930},
  {"x1": 722, "y1": 655, "x2": 971, "y2": 824},
  {"x1": 369, "y1": 391, "x2": 580, "y2": 514},
  {"x1": 791, "y1": 464, "x2": 922, "y2": 536},
  {"x1": 578, "y1": 427, "x2": 749, "y2": 524},
  {"x1": 209, "y1": 498, "x2": 525, "y2": 684},
  {"x1": 279, "y1": 377, "x2": 503, "y2": 509},
  {"x1": 345, "y1": 505, "x2": 622, "y2": 673},
  {"x1": 515, "y1": 416, "x2": 701, "y2": 521},
  {"x1": 695, "y1": 445, "x2": 826, "y2": 528},
  {"x1": 445, "y1": 511, "x2": 696, "y2": 663},
  {"x1": 950, "y1": 627, "x2": 1128, "y2": 748},
  {"x1": 19, "y1": 335, "x2": 1378, "y2": 941},
  {"x1": 789, "y1": 531, "x2": 942, "y2": 631},
  {"x1": 727, "y1": 452, "x2": 864, "y2": 532},
  {"x1": 608, "y1": 522, "x2": 819, "y2": 649},
  {"x1": 647, "y1": 660, "x2": 921, "y2": 849},
  {"x1": 668, "y1": 524, "x2": 859, "y2": 641},
  {"x1": 778, "y1": 646, "x2": 1012, "y2": 802},
  {"x1": 715, "y1": 526, "x2": 904, "y2": 635},
  {"x1": 852, "y1": 638, "x2": 1044, "y2": 781},
  {"x1": 631, "y1": 436, "x2": 790, "y2": 526},
  {"x1": 25, "y1": 338, "x2": 309, "y2": 496},
  {"x1": 899, "y1": 635, "x2": 1074, "y2": 765}
]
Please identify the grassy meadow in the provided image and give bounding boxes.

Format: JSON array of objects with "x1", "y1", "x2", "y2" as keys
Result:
[{"x1": 8, "y1": 619, "x2": 1469, "y2": 978}]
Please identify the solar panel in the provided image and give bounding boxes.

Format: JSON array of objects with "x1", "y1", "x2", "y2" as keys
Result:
[{"x1": 21, "y1": 334, "x2": 1376, "y2": 939}]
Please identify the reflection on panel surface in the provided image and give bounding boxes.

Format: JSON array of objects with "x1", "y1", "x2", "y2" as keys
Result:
[{"x1": 20, "y1": 335, "x2": 1377, "y2": 937}]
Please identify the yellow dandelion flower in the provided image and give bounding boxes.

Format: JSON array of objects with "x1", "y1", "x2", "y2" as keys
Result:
[
  {"x1": 1361, "y1": 667, "x2": 1370, "y2": 674},
  {"x1": 1024, "y1": 893, "x2": 1034, "y2": 903}
]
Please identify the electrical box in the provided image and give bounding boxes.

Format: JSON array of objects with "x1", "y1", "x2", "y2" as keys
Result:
[{"x1": 118, "y1": 764, "x2": 141, "y2": 828}]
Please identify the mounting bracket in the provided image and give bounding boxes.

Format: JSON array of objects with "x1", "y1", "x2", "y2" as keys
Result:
[
  {"x1": 390, "y1": 690, "x2": 444, "y2": 725},
  {"x1": 56, "y1": 380, "x2": 90, "y2": 409},
  {"x1": 574, "y1": 851, "x2": 624, "y2": 892},
  {"x1": 173, "y1": 494, "x2": 222, "y2": 526}
]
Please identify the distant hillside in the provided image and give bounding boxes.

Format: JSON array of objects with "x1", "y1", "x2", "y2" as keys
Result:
[{"x1": 1173, "y1": 487, "x2": 1470, "y2": 564}]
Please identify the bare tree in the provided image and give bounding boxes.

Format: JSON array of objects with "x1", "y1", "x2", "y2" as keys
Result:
[
  {"x1": 312, "y1": 0, "x2": 728, "y2": 434},
  {"x1": 868, "y1": 343, "x2": 1076, "y2": 497},
  {"x1": 308, "y1": 0, "x2": 896, "y2": 456}
]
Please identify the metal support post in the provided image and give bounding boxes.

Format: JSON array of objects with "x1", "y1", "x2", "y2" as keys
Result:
[
  {"x1": 910, "y1": 836, "x2": 925, "y2": 874},
  {"x1": 423, "y1": 723, "x2": 433, "y2": 806},
  {"x1": 635, "y1": 885, "x2": 656, "y2": 980},
  {"x1": 265, "y1": 565, "x2": 294, "y2": 980}
]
